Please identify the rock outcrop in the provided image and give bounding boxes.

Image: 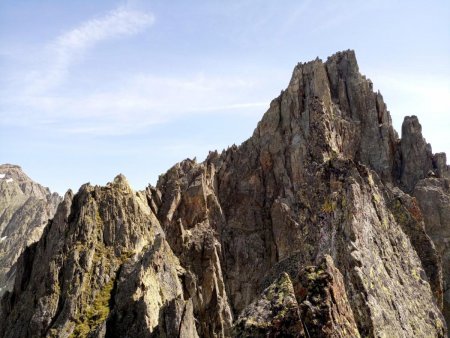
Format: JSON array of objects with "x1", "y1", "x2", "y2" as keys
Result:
[
  {"x1": 0, "y1": 164, "x2": 61, "y2": 296},
  {"x1": 233, "y1": 256, "x2": 360, "y2": 337},
  {"x1": 1, "y1": 50, "x2": 449, "y2": 337},
  {"x1": 400, "y1": 116, "x2": 434, "y2": 192}
]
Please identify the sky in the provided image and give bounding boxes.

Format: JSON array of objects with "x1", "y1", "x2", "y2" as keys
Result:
[{"x1": 0, "y1": 0, "x2": 449, "y2": 194}]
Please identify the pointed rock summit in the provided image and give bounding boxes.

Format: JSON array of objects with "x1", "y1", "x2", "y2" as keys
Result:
[{"x1": 1, "y1": 51, "x2": 449, "y2": 337}]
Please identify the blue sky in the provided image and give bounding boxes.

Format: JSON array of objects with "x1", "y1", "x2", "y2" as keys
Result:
[{"x1": 1, "y1": 0, "x2": 449, "y2": 194}]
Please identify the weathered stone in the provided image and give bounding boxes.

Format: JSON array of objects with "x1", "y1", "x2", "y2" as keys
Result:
[
  {"x1": 387, "y1": 186, "x2": 443, "y2": 309},
  {"x1": 296, "y1": 256, "x2": 360, "y2": 338},
  {"x1": 106, "y1": 235, "x2": 188, "y2": 337},
  {"x1": 0, "y1": 164, "x2": 61, "y2": 296},
  {"x1": 156, "y1": 159, "x2": 233, "y2": 337},
  {"x1": 414, "y1": 178, "x2": 450, "y2": 328},
  {"x1": 434, "y1": 153, "x2": 450, "y2": 179},
  {"x1": 326, "y1": 50, "x2": 398, "y2": 182},
  {"x1": 400, "y1": 116, "x2": 434, "y2": 191},
  {"x1": 233, "y1": 272, "x2": 304, "y2": 337},
  {"x1": 234, "y1": 255, "x2": 360, "y2": 338}
]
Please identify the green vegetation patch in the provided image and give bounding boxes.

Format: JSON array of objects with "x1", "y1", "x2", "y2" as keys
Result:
[{"x1": 71, "y1": 278, "x2": 114, "y2": 337}]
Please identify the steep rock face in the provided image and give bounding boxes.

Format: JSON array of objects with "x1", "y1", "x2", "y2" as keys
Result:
[
  {"x1": 325, "y1": 51, "x2": 398, "y2": 182},
  {"x1": 400, "y1": 116, "x2": 434, "y2": 191},
  {"x1": 204, "y1": 51, "x2": 444, "y2": 336},
  {"x1": 107, "y1": 235, "x2": 198, "y2": 338},
  {"x1": 0, "y1": 175, "x2": 197, "y2": 337},
  {"x1": 414, "y1": 178, "x2": 450, "y2": 326},
  {"x1": 154, "y1": 160, "x2": 234, "y2": 337},
  {"x1": 387, "y1": 186, "x2": 443, "y2": 309},
  {"x1": 396, "y1": 114, "x2": 450, "y2": 327},
  {"x1": 1, "y1": 50, "x2": 449, "y2": 337},
  {"x1": 0, "y1": 164, "x2": 61, "y2": 296}
]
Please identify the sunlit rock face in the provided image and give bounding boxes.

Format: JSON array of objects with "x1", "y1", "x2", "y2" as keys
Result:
[
  {"x1": 0, "y1": 164, "x2": 61, "y2": 297},
  {"x1": 1, "y1": 51, "x2": 449, "y2": 337}
]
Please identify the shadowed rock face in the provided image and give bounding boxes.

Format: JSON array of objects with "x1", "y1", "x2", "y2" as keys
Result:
[
  {"x1": 415, "y1": 178, "x2": 450, "y2": 327},
  {"x1": 1, "y1": 51, "x2": 449, "y2": 337},
  {"x1": 0, "y1": 164, "x2": 61, "y2": 296}
]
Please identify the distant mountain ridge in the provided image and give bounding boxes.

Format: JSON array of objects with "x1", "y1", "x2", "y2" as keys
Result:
[
  {"x1": 1, "y1": 51, "x2": 449, "y2": 337},
  {"x1": 0, "y1": 164, "x2": 61, "y2": 296}
]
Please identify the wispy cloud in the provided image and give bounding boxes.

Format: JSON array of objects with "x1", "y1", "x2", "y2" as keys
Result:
[
  {"x1": 0, "y1": 5, "x2": 276, "y2": 136},
  {"x1": 5, "y1": 73, "x2": 271, "y2": 135},
  {"x1": 26, "y1": 6, "x2": 154, "y2": 93}
]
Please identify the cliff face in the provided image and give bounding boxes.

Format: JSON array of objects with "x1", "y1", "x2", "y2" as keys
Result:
[
  {"x1": 414, "y1": 168, "x2": 450, "y2": 325},
  {"x1": 0, "y1": 164, "x2": 61, "y2": 296},
  {"x1": 1, "y1": 51, "x2": 449, "y2": 337}
]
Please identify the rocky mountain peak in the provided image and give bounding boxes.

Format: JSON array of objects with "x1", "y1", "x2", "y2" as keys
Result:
[
  {"x1": 1, "y1": 52, "x2": 449, "y2": 337},
  {"x1": 0, "y1": 164, "x2": 57, "y2": 201},
  {"x1": 110, "y1": 174, "x2": 133, "y2": 193},
  {"x1": 0, "y1": 164, "x2": 22, "y2": 171},
  {"x1": 0, "y1": 164, "x2": 61, "y2": 297}
]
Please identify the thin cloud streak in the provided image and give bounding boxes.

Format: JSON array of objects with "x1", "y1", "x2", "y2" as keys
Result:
[
  {"x1": 0, "y1": 4, "x2": 280, "y2": 137},
  {"x1": 26, "y1": 7, "x2": 154, "y2": 94},
  {"x1": 2, "y1": 73, "x2": 273, "y2": 136}
]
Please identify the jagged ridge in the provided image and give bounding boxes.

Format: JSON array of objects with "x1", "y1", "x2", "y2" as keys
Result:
[{"x1": 1, "y1": 50, "x2": 449, "y2": 338}]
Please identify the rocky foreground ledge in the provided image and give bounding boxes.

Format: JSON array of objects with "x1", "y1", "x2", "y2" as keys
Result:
[{"x1": 1, "y1": 50, "x2": 449, "y2": 337}]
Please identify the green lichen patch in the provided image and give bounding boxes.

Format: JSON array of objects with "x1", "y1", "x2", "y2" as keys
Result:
[
  {"x1": 233, "y1": 272, "x2": 304, "y2": 337},
  {"x1": 71, "y1": 278, "x2": 114, "y2": 337},
  {"x1": 321, "y1": 199, "x2": 336, "y2": 213},
  {"x1": 391, "y1": 199, "x2": 409, "y2": 225}
]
